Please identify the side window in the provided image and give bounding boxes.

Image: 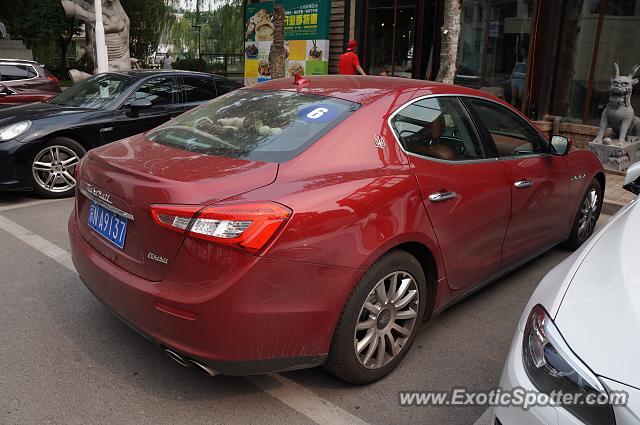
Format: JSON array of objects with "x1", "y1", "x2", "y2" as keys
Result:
[
  {"x1": 391, "y1": 97, "x2": 486, "y2": 161},
  {"x1": 0, "y1": 64, "x2": 32, "y2": 81},
  {"x1": 124, "y1": 76, "x2": 177, "y2": 107},
  {"x1": 467, "y1": 98, "x2": 544, "y2": 157},
  {"x1": 215, "y1": 79, "x2": 240, "y2": 96},
  {"x1": 181, "y1": 76, "x2": 217, "y2": 102},
  {"x1": 26, "y1": 66, "x2": 38, "y2": 78}
]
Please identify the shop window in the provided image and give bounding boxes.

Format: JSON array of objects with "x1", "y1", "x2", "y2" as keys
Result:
[
  {"x1": 455, "y1": 0, "x2": 534, "y2": 110},
  {"x1": 585, "y1": 0, "x2": 640, "y2": 123},
  {"x1": 552, "y1": 0, "x2": 599, "y2": 122},
  {"x1": 553, "y1": 0, "x2": 640, "y2": 124},
  {"x1": 365, "y1": 0, "x2": 416, "y2": 77}
]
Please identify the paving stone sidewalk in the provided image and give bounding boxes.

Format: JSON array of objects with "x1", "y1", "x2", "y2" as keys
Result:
[{"x1": 603, "y1": 172, "x2": 635, "y2": 214}]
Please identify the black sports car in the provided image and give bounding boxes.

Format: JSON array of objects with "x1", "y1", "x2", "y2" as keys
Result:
[{"x1": 0, "y1": 70, "x2": 241, "y2": 198}]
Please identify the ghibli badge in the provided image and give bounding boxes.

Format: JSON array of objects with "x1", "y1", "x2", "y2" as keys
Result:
[{"x1": 147, "y1": 252, "x2": 169, "y2": 264}]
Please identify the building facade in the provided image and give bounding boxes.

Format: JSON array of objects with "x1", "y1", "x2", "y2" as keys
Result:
[{"x1": 246, "y1": 0, "x2": 640, "y2": 128}]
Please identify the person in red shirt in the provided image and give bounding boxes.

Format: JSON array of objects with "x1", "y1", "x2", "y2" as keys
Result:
[{"x1": 338, "y1": 40, "x2": 366, "y2": 76}]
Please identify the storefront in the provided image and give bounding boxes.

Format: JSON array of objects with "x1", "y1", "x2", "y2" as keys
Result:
[{"x1": 244, "y1": 0, "x2": 640, "y2": 128}]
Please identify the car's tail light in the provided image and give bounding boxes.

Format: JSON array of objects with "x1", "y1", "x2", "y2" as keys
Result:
[
  {"x1": 150, "y1": 202, "x2": 291, "y2": 252},
  {"x1": 46, "y1": 73, "x2": 60, "y2": 86}
]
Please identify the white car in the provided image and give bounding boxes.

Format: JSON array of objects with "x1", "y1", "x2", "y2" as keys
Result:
[{"x1": 492, "y1": 163, "x2": 640, "y2": 425}]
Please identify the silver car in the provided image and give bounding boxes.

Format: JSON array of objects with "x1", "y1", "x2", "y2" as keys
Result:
[{"x1": 492, "y1": 163, "x2": 640, "y2": 425}]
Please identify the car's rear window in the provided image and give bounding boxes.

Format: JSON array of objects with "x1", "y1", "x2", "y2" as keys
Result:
[{"x1": 146, "y1": 89, "x2": 360, "y2": 163}]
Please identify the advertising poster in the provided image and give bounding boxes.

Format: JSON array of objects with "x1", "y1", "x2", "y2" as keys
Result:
[
  {"x1": 244, "y1": 4, "x2": 274, "y2": 86},
  {"x1": 244, "y1": 0, "x2": 330, "y2": 86}
]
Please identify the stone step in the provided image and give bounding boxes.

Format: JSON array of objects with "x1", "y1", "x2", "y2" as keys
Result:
[
  {"x1": 0, "y1": 48, "x2": 33, "y2": 61},
  {"x1": 0, "y1": 39, "x2": 28, "y2": 48}
]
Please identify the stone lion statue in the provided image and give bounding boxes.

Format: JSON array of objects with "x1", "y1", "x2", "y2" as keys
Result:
[{"x1": 595, "y1": 62, "x2": 640, "y2": 145}]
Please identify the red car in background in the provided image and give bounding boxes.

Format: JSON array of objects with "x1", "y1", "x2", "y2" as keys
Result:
[
  {"x1": 68, "y1": 76, "x2": 604, "y2": 384},
  {"x1": 0, "y1": 85, "x2": 57, "y2": 108},
  {"x1": 0, "y1": 59, "x2": 60, "y2": 108},
  {"x1": 0, "y1": 59, "x2": 61, "y2": 92}
]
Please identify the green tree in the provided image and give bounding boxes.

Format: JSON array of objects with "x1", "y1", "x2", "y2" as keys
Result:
[
  {"x1": 122, "y1": 0, "x2": 173, "y2": 61},
  {"x1": 1, "y1": 0, "x2": 82, "y2": 75},
  {"x1": 176, "y1": 1, "x2": 242, "y2": 55},
  {"x1": 206, "y1": 1, "x2": 243, "y2": 54},
  {"x1": 169, "y1": 14, "x2": 199, "y2": 58}
]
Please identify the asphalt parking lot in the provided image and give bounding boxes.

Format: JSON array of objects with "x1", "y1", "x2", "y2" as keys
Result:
[{"x1": 0, "y1": 193, "x2": 611, "y2": 425}]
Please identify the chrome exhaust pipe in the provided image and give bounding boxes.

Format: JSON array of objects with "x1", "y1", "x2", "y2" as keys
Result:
[
  {"x1": 188, "y1": 359, "x2": 219, "y2": 377},
  {"x1": 164, "y1": 348, "x2": 190, "y2": 368}
]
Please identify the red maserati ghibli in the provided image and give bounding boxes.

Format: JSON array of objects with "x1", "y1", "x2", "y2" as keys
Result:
[{"x1": 68, "y1": 76, "x2": 604, "y2": 384}]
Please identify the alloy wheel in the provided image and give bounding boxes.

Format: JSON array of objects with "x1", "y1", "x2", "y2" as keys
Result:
[
  {"x1": 32, "y1": 145, "x2": 79, "y2": 193},
  {"x1": 577, "y1": 188, "x2": 598, "y2": 241},
  {"x1": 353, "y1": 271, "x2": 419, "y2": 370}
]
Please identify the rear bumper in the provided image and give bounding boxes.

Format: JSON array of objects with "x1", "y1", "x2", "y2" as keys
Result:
[{"x1": 69, "y1": 210, "x2": 361, "y2": 375}]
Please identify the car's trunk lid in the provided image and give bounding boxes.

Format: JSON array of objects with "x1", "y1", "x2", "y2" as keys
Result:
[{"x1": 75, "y1": 134, "x2": 278, "y2": 281}]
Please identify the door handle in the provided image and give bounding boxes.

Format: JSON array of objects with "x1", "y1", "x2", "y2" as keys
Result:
[
  {"x1": 514, "y1": 180, "x2": 533, "y2": 189},
  {"x1": 428, "y1": 191, "x2": 457, "y2": 203}
]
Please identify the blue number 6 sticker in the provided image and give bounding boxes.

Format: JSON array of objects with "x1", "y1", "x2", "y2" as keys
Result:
[{"x1": 298, "y1": 104, "x2": 338, "y2": 123}]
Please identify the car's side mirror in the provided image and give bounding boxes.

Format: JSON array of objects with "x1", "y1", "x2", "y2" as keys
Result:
[
  {"x1": 623, "y1": 161, "x2": 640, "y2": 195},
  {"x1": 127, "y1": 98, "x2": 153, "y2": 117},
  {"x1": 550, "y1": 135, "x2": 571, "y2": 156}
]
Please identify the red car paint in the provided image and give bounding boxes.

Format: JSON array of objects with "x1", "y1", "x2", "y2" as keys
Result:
[
  {"x1": 0, "y1": 88, "x2": 57, "y2": 107},
  {"x1": 68, "y1": 76, "x2": 604, "y2": 374}
]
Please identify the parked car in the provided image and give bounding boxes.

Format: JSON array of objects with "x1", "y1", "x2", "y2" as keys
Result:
[
  {"x1": 68, "y1": 76, "x2": 604, "y2": 384},
  {"x1": 0, "y1": 84, "x2": 57, "y2": 109},
  {"x1": 0, "y1": 70, "x2": 241, "y2": 197},
  {"x1": 0, "y1": 59, "x2": 60, "y2": 92},
  {"x1": 491, "y1": 164, "x2": 640, "y2": 425}
]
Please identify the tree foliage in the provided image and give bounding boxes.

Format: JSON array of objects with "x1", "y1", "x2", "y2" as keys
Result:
[
  {"x1": 122, "y1": 0, "x2": 173, "y2": 60},
  {"x1": 0, "y1": 0, "x2": 81, "y2": 48},
  {"x1": 168, "y1": 0, "x2": 243, "y2": 58},
  {"x1": 0, "y1": 0, "x2": 82, "y2": 74}
]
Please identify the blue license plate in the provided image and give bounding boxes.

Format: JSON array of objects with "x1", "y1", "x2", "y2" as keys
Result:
[{"x1": 88, "y1": 201, "x2": 128, "y2": 249}]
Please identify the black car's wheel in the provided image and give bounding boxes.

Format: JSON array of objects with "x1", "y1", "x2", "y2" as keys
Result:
[
  {"x1": 325, "y1": 250, "x2": 427, "y2": 384},
  {"x1": 30, "y1": 137, "x2": 86, "y2": 198},
  {"x1": 563, "y1": 179, "x2": 603, "y2": 250}
]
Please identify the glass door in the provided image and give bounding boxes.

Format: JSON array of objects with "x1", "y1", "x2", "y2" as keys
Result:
[
  {"x1": 365, "y1": 0, "x2": 417, "y2": 77},
  {"x1": 456, "y1": 0, "x2": 534, "y2": 110}
]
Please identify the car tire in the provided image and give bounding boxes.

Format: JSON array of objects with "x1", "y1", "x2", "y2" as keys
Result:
[
  {"x1": 29, "y1": 137, "x2": 86, "y2": 199},
  {"x1": 325, "y1": 250, "x2": 427, "y2": 385},
  {"x1": 563, "y1": 178, "x2": 603, "y2": 250}
]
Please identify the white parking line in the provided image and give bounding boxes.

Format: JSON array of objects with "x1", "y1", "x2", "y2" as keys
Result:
[
  {"x1": 247, "y1": 374, "x2": 370, "y2": 425},
  {"x1": 0, "y1": 211, "x2": 372, "y2": 425},
  {"x1": 0, "y1": 214, "x2": 75, "y2": 271},
  {"x1": 0, "y1": 197, "x2": 68, "y2": 212}
]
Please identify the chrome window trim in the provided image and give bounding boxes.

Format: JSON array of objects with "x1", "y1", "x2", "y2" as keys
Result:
[
  {"x1": 80, "y1": 186, "x2": 135, "y2": 221},
  {"x1": 386, "y1": 93, "x2": 550, "y2": 164},
  {"x1": 0, "y1": 62, "x2": 40, "y2": 82}
]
